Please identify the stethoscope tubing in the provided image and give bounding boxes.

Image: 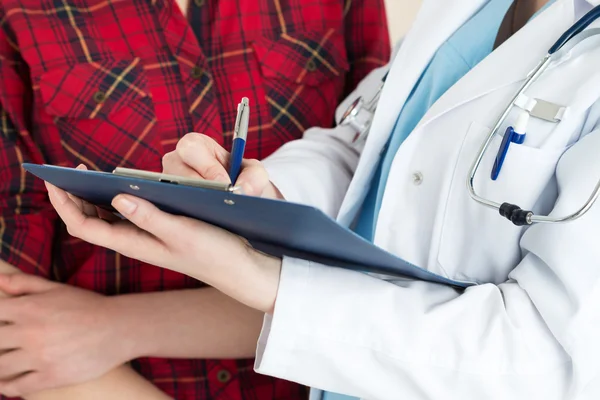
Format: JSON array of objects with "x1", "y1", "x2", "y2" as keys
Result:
[{"x1": 467, "y1": 5, "x2": 600, "y2": 225}]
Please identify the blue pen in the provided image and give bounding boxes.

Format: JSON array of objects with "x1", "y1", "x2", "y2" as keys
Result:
[
  {"x1": 491, "y1": 111, "x2": 529, "y2": 181},
  {"x1": 229, "y1": 97, "x2": 249, "y2": 183}
]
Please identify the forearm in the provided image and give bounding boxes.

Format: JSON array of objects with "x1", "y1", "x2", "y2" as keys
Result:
[
  {"x1": 0, "y1": 260, "x2": 171, "y2": 400},
  {"x1": 25, "y1": 367, "x2": 171, "y2": 400},
  {"x1": 108, "y1": 287, "x2": 264, "y2": 360}
]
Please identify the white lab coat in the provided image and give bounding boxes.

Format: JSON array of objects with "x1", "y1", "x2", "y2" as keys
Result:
[{"x1": 255, "y1": 0, "x2": 600, "y2": 399}]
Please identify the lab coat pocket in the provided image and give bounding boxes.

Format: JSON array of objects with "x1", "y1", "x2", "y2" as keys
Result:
[{"x1": 436, "y1": 120, "x2": 566, "y2": 284}]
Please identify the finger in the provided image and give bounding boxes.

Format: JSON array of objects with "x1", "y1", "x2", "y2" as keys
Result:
[
  {"x1": 67, "y1": 195, "x2": 97, "y2": 217},
  {"x1": 176, "y1": 133, "x2": 231, "y2": 183},
  {"x1": 235, "y1": 159, "x2": 270, "y2": 197},
  {"x1": 0, "y1": 297, "x2": 21, "y2": 323},
  {"x1": 0, "y1": 274, "x2": 59, "y2": 296},
  {"x1": 44, "y1": 182, "x2": 71, "y2": 207},
  {"x1": 96, "y1": 206, "x2": 120, "y2": 222},
  {"x1": 0, "y1": 350, "x2": 32, "y2": 381},
  {"x1": 0, "y1": 372, "x2": 47, "y2": 398},
  {"x1": 48, "y1": 183, "x2": 167, "y2": 263},
  {"x1": 0, "y1": 325, "x2": 21, "y2": 351},
  {"x1": 47, "y1": 183, "x2": 93, "y2": 229},
  {"x1": 43, "y1": 166, "x2": 95, "y2": 217},
  {"x1": 45, "y1": 182, "x2": 97, "y2": 220},
  {"x1": 162, "y1": 151, "x2": 203, "y2": 178},
  {"x1": 111, "y1": 194, "x2": 202, "y2": 243},
  {"x1": 67, "y1": 165, "x2": 98, "y2": 216}
]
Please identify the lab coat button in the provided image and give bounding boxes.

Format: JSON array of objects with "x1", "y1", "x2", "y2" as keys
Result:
[{"x1": 412, "y1": 172, "x2": 423, "y2": 185}]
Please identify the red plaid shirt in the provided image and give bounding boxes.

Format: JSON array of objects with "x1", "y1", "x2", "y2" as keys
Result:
[{"x1": 0, "y1": 0, "x2": 390, "y2": 398}]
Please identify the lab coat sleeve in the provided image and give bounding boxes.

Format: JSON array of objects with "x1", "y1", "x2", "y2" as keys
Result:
[
  {"x1": 255, "y1": 130, "x2": 600, "y2": 399},
  {"x1": 262, "y1": 65, "x2": 388, "y2": 218}
]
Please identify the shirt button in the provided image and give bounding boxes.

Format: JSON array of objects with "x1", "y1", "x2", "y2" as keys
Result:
[
  {"x1": 194, "y1": 0, "x2": 205, "y2": 7},
  {"x1": 93, "y1": 91, "x2": 106, "y2": 103},
  {"x1": 191, "y1": 66, "x2": 203, "y2": 79},
  {"x1": 306, "y1": 59, "x2": 317, "y2": 72},
  {"x1": 412, "y1": 172, "x2": 423, "y2": 186},
  {"x1": 216, "y1": 369, "x2": 231, "y2": 383}
]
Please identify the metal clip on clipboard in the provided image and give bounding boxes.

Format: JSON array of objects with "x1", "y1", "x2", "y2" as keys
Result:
[{"x1": 112, "y1": 167, "x2": 241, "y2": 193}]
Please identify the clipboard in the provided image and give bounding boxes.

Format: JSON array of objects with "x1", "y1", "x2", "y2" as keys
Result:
[{"x1": 23, "y1": 163, "x2": 473, "y2": 288}]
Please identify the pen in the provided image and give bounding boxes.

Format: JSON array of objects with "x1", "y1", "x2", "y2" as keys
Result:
[
  {"x1": 229, "y1": 97, "x2": 249, "y2": 183},
  {"x1": 490, "y1": 111, "x2": 528, "y2": 181}
]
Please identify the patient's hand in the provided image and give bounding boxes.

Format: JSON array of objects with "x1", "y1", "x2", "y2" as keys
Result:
[{"x1": 0, "y1": 274, "x2": 134, "y2": 394}]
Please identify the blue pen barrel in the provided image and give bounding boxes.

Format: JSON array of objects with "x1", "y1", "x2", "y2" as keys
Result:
[{"x1": 229, "y1": 137, "x2": 246, "y2": 183}]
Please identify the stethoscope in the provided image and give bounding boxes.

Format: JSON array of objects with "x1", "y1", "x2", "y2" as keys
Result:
[
  {"x1": 339, "y1": 71, "x2": 388, "y2": 143},
  {"x1": 339, "y1": 4, "x2": 600, "y2": 226}
]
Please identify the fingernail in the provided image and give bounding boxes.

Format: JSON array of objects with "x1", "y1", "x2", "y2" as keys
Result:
[
  {"x1": 112, "y1": 195, "x2": 138, "y2": 215},
  {"x1": 48, "y1": 184, "x2": 68, "y2": 205}
]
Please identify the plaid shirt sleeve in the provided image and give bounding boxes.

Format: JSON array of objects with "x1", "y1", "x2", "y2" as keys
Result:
[
  {"x1": 343, "y1": 0, "x2": 391, "y2": 95},
  {"x1": 0, "y1": 6, "x2": 56, "y2": 277}
]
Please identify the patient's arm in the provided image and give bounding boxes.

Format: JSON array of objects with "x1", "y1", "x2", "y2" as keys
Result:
[
  {"x1": 0, "y1": 260, "x2": 172, "y2": 400},
  {"x1": 24, "y1": 368, "x2": 172, "y2": 400}
]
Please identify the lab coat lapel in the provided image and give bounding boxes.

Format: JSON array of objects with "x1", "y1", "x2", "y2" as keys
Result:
[
  {"x1": 336, "y1": 0, "x2": 488, "y2": 227},
  {"x1": 415, "y1": 0, "x2": 576, "y2": 132}
]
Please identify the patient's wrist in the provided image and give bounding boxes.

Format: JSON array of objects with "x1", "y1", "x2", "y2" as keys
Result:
[{"x1": 104, "y1": 295, "x2": 152, "y2": 362}]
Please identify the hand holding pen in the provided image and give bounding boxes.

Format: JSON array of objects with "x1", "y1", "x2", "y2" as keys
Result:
[
  {"x1": 224, "y1": 97, "x2": 281, "y2": 198},
  {"x1": 156, "y1": 97, "x2": 282, "y2": 198}
]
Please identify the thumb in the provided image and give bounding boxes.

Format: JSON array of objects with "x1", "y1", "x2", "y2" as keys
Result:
[
  {"x1": 111, "y1": 194, "x2": 184, "y2": 241},
  {"x1": 0, "y1": 274, "x2": 59, "y2": 295},
  {"x1": 236, "y1": 159, "x2": 270, "y2": 197}
]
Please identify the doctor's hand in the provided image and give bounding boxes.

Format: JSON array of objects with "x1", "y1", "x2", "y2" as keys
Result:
[
  {"x1": 162, "y1": 133, "x2": 284, "y2": 200},
  {"x1": 45, "y1": 180, "x2": 282, "y2": 315}
]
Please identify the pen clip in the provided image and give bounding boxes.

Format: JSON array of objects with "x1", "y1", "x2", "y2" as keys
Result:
[{"x1": 233, "y1": 98, "x2": 249, "y2": 139}]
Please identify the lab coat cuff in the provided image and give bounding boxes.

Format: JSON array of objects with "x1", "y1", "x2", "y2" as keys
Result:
[
  {"x1": 263, "y1": 161, "x2": 305, "y2": 205},
  {"x1": 255, "y1": 256, "x2": 311, "y2": 378}
]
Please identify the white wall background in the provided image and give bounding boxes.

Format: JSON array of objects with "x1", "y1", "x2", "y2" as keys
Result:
[{"x1": 384, "y1": 0, "x2": 421, "y2": 44}]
